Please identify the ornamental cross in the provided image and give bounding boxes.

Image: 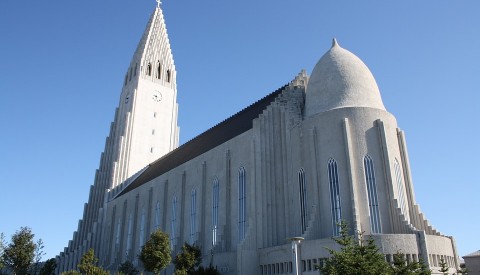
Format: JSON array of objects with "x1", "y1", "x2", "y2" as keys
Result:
[{"x1": 156, "y1": 0, "x2": 161, "y2": 7}]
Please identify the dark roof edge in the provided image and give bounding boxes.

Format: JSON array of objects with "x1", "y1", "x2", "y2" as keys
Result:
[{"x1": 114, "y1": 83, "x2": 288, "y2": 198}]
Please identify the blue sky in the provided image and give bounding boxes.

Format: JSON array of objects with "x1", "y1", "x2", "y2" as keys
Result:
[{"x1": 0, "y1": 0, "x2": 478, "y2": 261}]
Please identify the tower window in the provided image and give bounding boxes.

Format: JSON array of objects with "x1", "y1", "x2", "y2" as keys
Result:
[
  {"x1": 152, "y1": 129, "x2": 155, "y2": 135},
  {"x1": 129, "y1": 67, "x2": 133, "y2": 81},
  {"x1": 238, "y1": 167, "x2": 246, "y2": 242},
  {"x1": 147, "y1": 63, "x2": 152, "y2": 76},
  {"x1": 124, "y1": 74, "x2": 128, "y2": 86},
  {"x1": 299, "y1": 168, "x2": 307, "y2": 234},
  {"x1": 156, "y1": 62, "x2": 161, "y2": 80},
  {"x1": 153, "y1": 112, "x2": 157, "y2": 118},
  {"x1": 167, "y1": 70, "x2": 171, "y2": 82},
  {"x1": 134, "y1": 63, "x2": 137, "y2": 76},
  {"x1": 364, "y1": 155, "x2": 381, "y2": 233},
  {"x1": 394, "y1": 159, "x2": 409, "y2": 221},
  {"x1": 328, "y1": 158, "x2": 342, "y2": 236}
]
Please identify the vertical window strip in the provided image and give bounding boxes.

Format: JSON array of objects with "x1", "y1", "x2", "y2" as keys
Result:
[
  {"x1": 212, "y1": 178, "x2": 219, "y2": 246},
  {"x1": 126, "y1": 213, "x2": 133, "y2": 254},
  {"x1": 190, "y1": 188, "x2": 197, "y2": 244},
  {"x1": 139, "y1": 208, "x2": 146, "y2": 247},
  {"x1": 115, "y1": 218, "x2": 121, "y2": 247},
  {"x1": 238, "y1": 167, "x2": 246, "y2": 242},
  {"x1": 328, "y1": 158, "x2": 342, "y2": 236},
  {"x1": 364, "y1": 156, "x2": 381, "y2": 234},
  {"x1": 394, "y1": 159, "x2": 409, "y2": 221},
  {"x1": 171, "y1": 196, "x2": 177, "y2": 248},
  {"x1": 299, "y1": 169, "x2": 308, "y2": 234},
  {"x1": 154, "y1": 201, "x2": 161, "y2": 230}
]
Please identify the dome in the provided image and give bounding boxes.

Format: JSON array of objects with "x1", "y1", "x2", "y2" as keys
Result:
[{"x1": 305, "y1": 39, "x2": 386, "y2": 117}]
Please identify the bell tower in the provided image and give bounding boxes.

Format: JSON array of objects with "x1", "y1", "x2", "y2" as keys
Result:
[
  {"x1": 55, "y1": 5, "x2": 179, "y2": 272},
  {"x1": 112, "y1": 5, "x2": 179, "y2": 188}
]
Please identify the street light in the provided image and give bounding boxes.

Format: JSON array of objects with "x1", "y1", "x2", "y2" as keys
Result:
[{"x1": 288, "y1": 237, "x2": 304, "y2": 275}]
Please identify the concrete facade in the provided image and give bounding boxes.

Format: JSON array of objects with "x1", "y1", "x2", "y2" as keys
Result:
[
  {"x1": 464, "y1": 251, "x2": 480, "y2": 275},
  {"x1": 56, "y1": 5, "x2": 459, "y2": 275}
]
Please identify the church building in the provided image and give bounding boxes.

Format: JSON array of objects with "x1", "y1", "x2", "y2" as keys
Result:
[{"x1": 56, "y1": 4, "x2": 459, "y2": 274}]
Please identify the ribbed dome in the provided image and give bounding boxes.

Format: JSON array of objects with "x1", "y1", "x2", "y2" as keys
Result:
[{"x1": 305, "y1": 39, "x2": 385, "y2": 117}]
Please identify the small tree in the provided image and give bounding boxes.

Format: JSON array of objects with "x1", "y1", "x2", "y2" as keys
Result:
[
  {"x1": 319, "y1": 221, "x2": 390, "y2": 275},
  {"x1": 32, "y1": 238, "x2": 46, "y2": 274},
  {"x1": 0, "y1": 232, "x2": 6, "y2": 270},
  {"x1": 2, "y1": 227, "x2": 37, "y2": 275},
  {"x1": 118, "y1": 260, "x2": 138, "y2": 275},
  {"x1": 39, "y1": 258, "x2": 57, "y2": 275},
  {"x1": 439, "y1": 258, "x2": 449, "y2": 275},
  {"x1": 139, "y1": 229, "x2": 171, "y2": 274},
  {"x1": 77, "y1": 249, "x2": 108, "y2": 275},
  {"x1": 390, "y1": 251, "x2": 431, "y2": 275},
  {"x1": 174, "y1": 243, "x2": 202, "y2": 274}
]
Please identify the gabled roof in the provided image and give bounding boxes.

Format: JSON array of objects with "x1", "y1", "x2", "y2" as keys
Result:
[
  {"x1": 115, "y1": 84, "x2": 287, "y2": 198},
  {"x1": 464, "y1": 250, "x2": 480, "y2": 258}
]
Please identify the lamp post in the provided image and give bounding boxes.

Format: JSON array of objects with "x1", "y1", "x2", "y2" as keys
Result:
[{"x1": 289, "y1": 237, "x2": 304, "y2": 275}]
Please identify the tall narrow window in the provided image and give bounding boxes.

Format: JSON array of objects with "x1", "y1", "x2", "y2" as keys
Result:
[
  {"x1": 171, "y1": 195, "x2": 177, "y2": 248},
  {"x1": 156, "y1": 62, "x2": 161, "y2": 79},
  {"x1": 139, "y1": 207, "x2": 146, "y2": 246},
  {"x1": 299, "y1": 168, "x2": 308, "y2": 234},
  {"x1": 134, "y1": 63, "x2": 137, "y2": 76},
  {"x1": 328, "y1": 158, "x2": 342, "y2": 236},
  {"x1": 115, "y1": 218, "x2": 121, "y2": 248},
  {"x1": 154, "y1": 201, "x2": 161, "y2": 230},
  {"x1": 364, "y1": 156, "x2": 381, "y2": 234},
  {"x1": 212, "y1": 178, "x2": 219, "y2": 246},
  {"x1": 126, "y1": 213, "x2": 133, "y2": 256},
  {"x1": 129, "y1": 67, "x2": 133, "y2": 81},
  {"x1": 190, "y1": 188, "x2": 197, "y2": 244},
  {"x1": 394, "y1": 159, "x2": 409, "y2": 221},
  {"x1": 167, "y1": 70, "x2": 171, "y2": 82},
  {"x1": 147, "y1": 63, "x2": 152, "y2": 76},
  {"x1": 238, "y1": 167, "x2": 246, "y2": 242}
]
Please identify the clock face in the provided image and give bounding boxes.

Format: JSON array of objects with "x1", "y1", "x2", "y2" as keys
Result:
[{"x1": 152, "y1": 90, "x2": 162, "y2": 102}]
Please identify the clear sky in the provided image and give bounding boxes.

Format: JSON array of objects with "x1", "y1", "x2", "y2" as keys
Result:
[{"x1": 0, "y1": 0, "x2": 478, "y2": 261}]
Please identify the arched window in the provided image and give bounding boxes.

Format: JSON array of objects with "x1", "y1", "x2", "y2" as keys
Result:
[
  {"x1": 139, "y1": 207, "x2": 146, "y2": 246},
  {"x1": 134, "y1": 63, "x2": 137, "y2": 76},
  {"x1": 190, "y1": 188, "x2": 197, "y2": 244},
  {"x1": 328, "y1": 158, "x2": 342, "y2": 236},
  {"x1": 129, "y1": 67, "x2": 133, "y2": 81},
  {"x1": 126, "y1": 213, "x2": 133, "y2": 255},
  {"x1": 394, "y1": 159, "x2": 409, "y2": 221},
  {"x1": 154, "y1": 201, "x2": 161, "y2": 230},
  {"x1": 364, "y1": 156, "x2": 381, "y2": 234},
  {"x1": 147, "y1": 63, "x2": 152, "y2": 76},
  {"x1": 124, "y1": 74, "x2": 128, "y2": 86},
  {"x1": 298, "y1": 168, "x2": 308, "y2": 234},
  {"x1": 171, "y1": 195, "x2": 177, "y2": 248},
  {"x1": 156, "y1": 62, "x2": 161, "y2": 79},
  {"x1": 212, "y1": 178, "x2": 219, "y2": 246},
  {"x1": 238, "y1": 167, "x2": 246, "y2": 242},
  {"x1": 167, "y1": 70, "x2": 171, "y2": 82}
]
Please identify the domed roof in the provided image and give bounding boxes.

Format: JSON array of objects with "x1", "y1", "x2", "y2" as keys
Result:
[{"x1": 305, "y1": 39, "x2": 385, "y2": 117}]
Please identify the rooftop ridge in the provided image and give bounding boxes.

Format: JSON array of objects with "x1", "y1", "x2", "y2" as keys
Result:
[{"x1": 114, "y1": 83, "x2": 289, "y2": 198}]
